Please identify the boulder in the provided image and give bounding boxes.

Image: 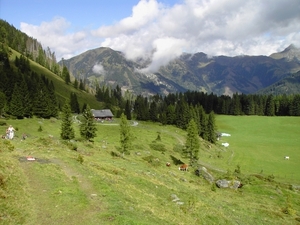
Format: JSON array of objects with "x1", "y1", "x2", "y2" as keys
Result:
[
  {"x1": 195, "y1": 167, "x2": 215, "y2": 183},
  {"x1": 216, "y1": 179, "x2": 241, "y2": 190},
  {"x1": 216, "y1": 179, "x2": 229, "y2": 188}
]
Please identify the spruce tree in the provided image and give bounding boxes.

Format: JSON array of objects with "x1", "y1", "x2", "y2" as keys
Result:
[
  {"x1": 207, "y1": 111, "x2": 217, "y2": 144},
  {"x1": 47, "y1": 81, "x2": 58, "y2": 118},
  {"x1": 60, "y1": 101, "x2": 75, "y2": 140},
  {"x1": 265, "y1": 94, "x2": 275, "y2": 116},
  {"x1": 32, "y1": 80, "x2": 50, "y2": 118},
  {"x1": 9, "y1": 83, "x2": 24, "y2": 118},
  {"x1": 80, "y1": 105, "x2": 97, "y2": 141},
  {"x1": 149, "y1": 101, "x2": 158, "y2": 122},
  {"x1": 184, "y1": 119, "x2": 200, "y2": 166},
  {"x1": 124, "y1": 100, "x2": 132, "y2": 120},
  {"x1": 70, "y1": 92, "x2": 80, "y2": 114},
  {"x1": 0, "y1": 91, "x2": 6, "y2": 116},
  {"x1": 119, "y1": 113, "x2": 133, "y2": 156},
  {"x1": 62, "y1": 66, "x2": 71, "y2": 84}
]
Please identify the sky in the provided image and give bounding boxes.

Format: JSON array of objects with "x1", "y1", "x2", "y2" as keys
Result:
[{"x1": 1, "y1": 0, "x2": 300, "y2": 72}]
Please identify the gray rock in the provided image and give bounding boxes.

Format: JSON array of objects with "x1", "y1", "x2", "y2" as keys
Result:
[
  {"x1": 216, "y1": 179, "x2": 241, "y2": 190},
  {"x1": 195, "y1": 167, "x2": 215, "y2": 183},
  {"x1": 171, "y1": 194, "x2": 180, "y2": 202},
  {"x1": 216, "y1": 179, "x2": 229, "y2": 188}
]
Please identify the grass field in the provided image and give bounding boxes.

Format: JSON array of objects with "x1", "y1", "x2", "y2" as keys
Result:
[
  {"x1": 0, "y1": 115, "x2": 300, "y2": 225},
  {"x1": 215, "y1": 116, "x2": 300, "y2": 182}
]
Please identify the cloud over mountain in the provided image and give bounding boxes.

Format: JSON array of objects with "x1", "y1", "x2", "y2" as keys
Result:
[{"x1": 21, "y1": 0, "x2": 300, "y2": 72}]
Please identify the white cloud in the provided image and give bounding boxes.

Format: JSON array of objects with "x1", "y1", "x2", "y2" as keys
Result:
[
  {"x1": 20, "y1": 17, "x2": 93, "y2": 59},
  {"x1": 92, "y1": 62, "x2": 106, "y2": 75},
  {"x1": 20, "y1": 0, "x2": 300, "y2": 72},
  {"x1": 93, "y1": 0, "x2": 300, "y2": 72}
]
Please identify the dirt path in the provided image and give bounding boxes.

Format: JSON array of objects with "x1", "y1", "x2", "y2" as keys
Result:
[{"x1": 19, "y1": 158, "x2": 103, "y2": 225}]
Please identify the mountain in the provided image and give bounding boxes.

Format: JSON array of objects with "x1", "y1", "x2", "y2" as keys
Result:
[
  {"x1": 62, "y1": 45, "x2": 300, "y2": 96},
  {"x1": 270, "y1": 44, "x2": 300, "y2": 62},
  {"x1": 256, "y1": 70, "x2": 300, "y2": 95}
]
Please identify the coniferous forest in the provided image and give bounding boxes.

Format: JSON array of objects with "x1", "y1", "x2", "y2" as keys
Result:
[{"x1": 1, "y1": 19, "x2": 300, "y2": 145}]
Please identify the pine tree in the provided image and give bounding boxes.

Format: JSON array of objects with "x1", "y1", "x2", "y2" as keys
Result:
[
  {"x1": 166, "y1": 104, "x2": 175, "y2": 125},
  {"x1": 184, "y1": 119, "x2": 200, "y2": 166},
  {"x1": 199, "y1": 107, "x2": 207, "y2": 140},
  {"x1": 124, "y1": 100, "x2": 132, "y2": 120},
  {"x1": 60, "y1": 101, "x2": 75, "y2": 140},
  {"x1": 119, "y1": 113, "x2": 133, "y2": 156},
  {"x1": 73, "y1": 78, "x2": 79, "y2": 89},
  {"x1": 19, "y1": 79, "x2": 32, "y2": 118},
  {"x1": 79, "y1": 79, "x2": 85, "y2": 91},
  {"x1": 207, "y1": 111, "x2": 217, "y2": 144},
  {"x1": 265, "y1": 94, "x2": 275, "y2": 116},
  {"x1": 32, "y1": 80, "x2": 51, "y2": 118},
  {"x1": 62, "y1": 66, "x2": 71, "y2": 84},
  {"x1": 149, "y1": 101, "x2": 158, "y2": 122},
  {"x1": 290, "y1": 94, "x2": 300, "y2": 116},
  {"x1": 80, "y1": 105, "x2": 97, "y2": 141},
  {"x1": 47, "y1": 81, "x2": 58, "y2": 118},
  {"x1": 0, "y1": 91, "x2": 6, "y2": 116},
  {"x1": 70, "y1": 92, "x2": 80, "y2": 113},
  {"x1": 9, "y1": 83, "x2": 24, "y2": 118}
]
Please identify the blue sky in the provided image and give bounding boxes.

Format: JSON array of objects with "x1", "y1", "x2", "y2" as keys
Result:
[
  {"x1": 1, "y1": 0, "x2": 300, "y2": 72},
  {"x1": 1, "y1": 0, "x2": 176, "y2": 30}
]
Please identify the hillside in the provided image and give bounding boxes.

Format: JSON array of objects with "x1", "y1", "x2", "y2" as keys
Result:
[
  {"x1": 8, "y1": 48, "x2": 100, "y2": 110},
  {"x1": 1, "y1": 116, "x2": 300, "y2": 225},
  {"x1": 62, "y1": 46, "x2": 300, "y2": 96},
  {"x1": 256, "y1": 70, "x2": 300, "y2": 95}
]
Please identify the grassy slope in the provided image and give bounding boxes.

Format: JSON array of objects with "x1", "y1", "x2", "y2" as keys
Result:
[
  {"x1": 0, "y1": 116, "x2": 300, "y2": 225},
  {"x1": 9, "y1": 48, "x2": 100, "y2": 109}
]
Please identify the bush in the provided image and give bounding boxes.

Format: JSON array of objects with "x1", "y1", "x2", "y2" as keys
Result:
[
  {"x1": 282, "y1": 194, "x2": 296, "y2": 215},
  {"x1": 110, "y1": 151, "x2": 121, "y2": 157},
  {"x1": 142, "y1": 155, "x2": 160, "y2": 167},
  {"x1": 0, "y1": 120, "x2": 7, "y2": 126},
  {"x1": 173, "y1": 144, "x2": 183, "y2": 153},
  {"x1": 149, "y1": 142, "x2": 166, "y2": 152},
  {"x1": 0, "y1": 139, "x2": 15, "y2": 152},
  {"x1": 61, "y1": 140, "x2": 78, "y2": 151},
  {"x1": 76, "y1": 154, "x2": 84, "y2": 164},
  {"x1": 0, "y1": 172, "x2": 6, "y2": 187}
]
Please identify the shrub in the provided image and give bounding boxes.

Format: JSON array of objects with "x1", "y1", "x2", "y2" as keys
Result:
[
  {"x1": 0, "y1": 140, "x2": 15, "y2": 152},
  {"x1": 76, "y1": 154, "x2": 84, "y2": 164},
  {"x1": 211, "y1": 183, "x2": 217, "y2": 192},
  {"x1": 142, "y1": 155, "x2": 160, "y2": 167},
  {"x1": 149, "y1": 142, "x2": 166, "y2": 152},
  {"x1": 0, "y1": 120, "x2": 7, "y2": 126},
  {"x1": 173, "y1": 144, "x2": 184, "y2": 153},
  {"x1": 0, "y1": 172, "x2": 6, "y2": 187},
  {"x1": 111, "y1": 151, "x2": 121, "y2": 157},
  {"x1": 234, "y1": 164, "x2": 241, "y2": 175},
  {"x1": 282, "y1": 194, "x2": 296, "y2": 216},
  {"x1": 64, "y1": 141, "x2": 78, "y2": 151}
]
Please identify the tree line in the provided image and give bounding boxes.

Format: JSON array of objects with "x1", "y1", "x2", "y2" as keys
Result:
[{"x1": 0, "y1": 44, "x2": 58, "y2": 118}]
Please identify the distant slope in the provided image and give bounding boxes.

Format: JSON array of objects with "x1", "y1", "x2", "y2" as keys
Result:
[
  {"x1": 9, "y1": 48, "x2": 100, "y2": 109},
  {"x1": 270, "y1": 44, "x2": 300, "y2": 63},
  {"x1": 62, "y1": 46, "x2": 300, "y2": 96},
  {"x1": 256, "y1": 70, "x2": 300, "y2": 95}
]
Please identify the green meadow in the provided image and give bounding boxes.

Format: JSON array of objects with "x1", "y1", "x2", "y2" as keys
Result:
[
  {"x1": 0, "y1": 115, "x2": 300, "y2": 225},
  {"x1": 215, "y1": 116, "x2": 300, "y2": 182}
]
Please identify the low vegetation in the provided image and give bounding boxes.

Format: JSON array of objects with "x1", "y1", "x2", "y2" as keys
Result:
[{"x1": 0, "y1": 116, "x2": 299, "y2": 225}]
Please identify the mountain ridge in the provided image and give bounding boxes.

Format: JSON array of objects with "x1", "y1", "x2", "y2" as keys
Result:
[{"x1": 61, "y1": 45, "x2": 300, "y2": 96}]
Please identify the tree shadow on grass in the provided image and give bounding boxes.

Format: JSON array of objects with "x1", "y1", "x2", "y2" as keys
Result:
[{"x1": 170, "y1": 155, "x2": 185, "y2": 165}]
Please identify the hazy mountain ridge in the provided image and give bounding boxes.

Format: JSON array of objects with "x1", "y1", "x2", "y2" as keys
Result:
[{"x1": 61, "y1": 45, "x2": 300, "y2": 96}]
